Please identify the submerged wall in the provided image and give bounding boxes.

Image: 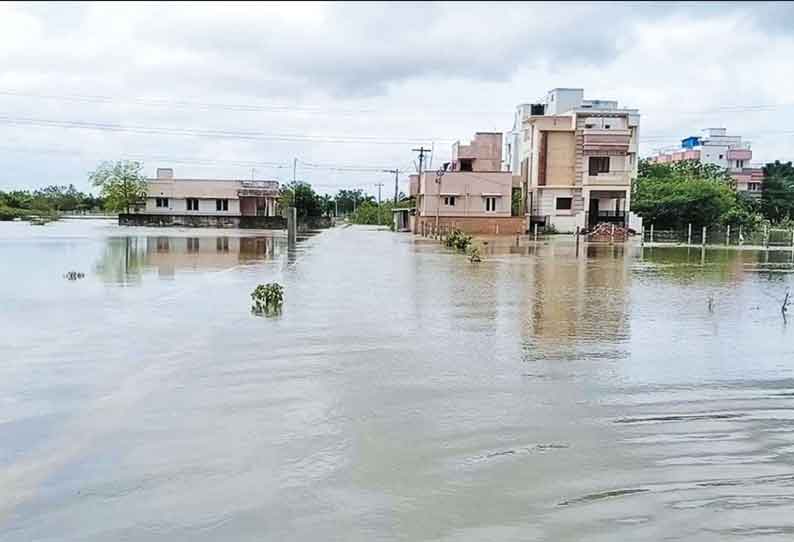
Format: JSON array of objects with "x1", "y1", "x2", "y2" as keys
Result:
[{"x1": 119, "y1": 214, "x2": 331, "y2": 230}]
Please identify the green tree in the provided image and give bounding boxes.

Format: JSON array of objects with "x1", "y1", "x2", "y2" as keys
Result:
[
  {"x1": 761, "y1": 161, "x2": 794, "y2": 223},
  {"x1": 334, "y1": 189, "x2": 374, "y2": 214},
  {"x1": 278, "y1": 181, "x2": 323, "y2": 219},
  {"x1": 89, "y1": 161, "x2": 147, "y2": 213},
  {"x1": 633, "y1": 159, "x2": 739, "y2": 228}
]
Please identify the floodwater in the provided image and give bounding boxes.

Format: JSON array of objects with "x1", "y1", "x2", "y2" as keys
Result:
[{"x1": 2, "y1": 220, "x2": 794, "y2": 541}]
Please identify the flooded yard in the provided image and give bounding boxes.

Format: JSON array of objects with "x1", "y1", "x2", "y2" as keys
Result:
[{"x1": 2, "y1": 220, "x2": 794, "y2": 541}]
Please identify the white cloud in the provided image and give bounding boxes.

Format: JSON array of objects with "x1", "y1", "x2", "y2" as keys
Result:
[{"x1": 1, "y1": 1, "x2": 793, "y2": 194}]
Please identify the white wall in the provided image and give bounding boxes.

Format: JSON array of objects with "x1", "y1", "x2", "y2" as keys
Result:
[{"x1": 145, "y1": 197, "x2": 240, "y2": 215}]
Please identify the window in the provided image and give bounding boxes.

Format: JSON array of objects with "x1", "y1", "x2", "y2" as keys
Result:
[
  {"x1": 585, "y1": 123, "x2": 595, "y2": 129},
  {"x1": 443, "y1": 196, "x2": 456, "y2": 206},
  {"x1": 736, "y1": 159, "x2": 745, "y2": 168},
  {"x1": 719, "y1": 154, "x2": 724, "y2": 159},
  {"x1": 216, "y1": 237, "x2": 229, "y2": 252},
  {"x1": 556, "y1": 197, "x2": 573, "y2": 211},
  {"x1": 186, "y1": 198, "x2": 199, "y2": 211},
  {"x1": 484, "y1": 197, "x2": 497, "y2": 212},
  {"x1": 186, "y1": 238, "x2": 199, "y2": 252},
  {"x1": 589, "y1": 156, "x2": 610, "y2": 175},
  {"x1": 604, "y1": 124, "x2": 611, "y2": 129},
  {"x1": 216, "y1": 198, "x2": 229, "y2": 211},
  {"x1": 155, "y1": 197, "x2": 169, "y2": 208},
  {"x1": 748, "y1": 182, "x2": 761, "y2": 192},
  {"x1": 459, "y1": 159, "x2": 473, "y2": 172}
]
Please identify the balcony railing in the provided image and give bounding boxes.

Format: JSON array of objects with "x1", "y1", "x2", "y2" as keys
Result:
[{"x1": 585, "y1": 170, "x2": 632, "y2": 186}]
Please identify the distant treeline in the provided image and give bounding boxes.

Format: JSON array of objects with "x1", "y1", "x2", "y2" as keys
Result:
[{"x1": 0, "y1": 185, "x2": 104, "y2": 220}]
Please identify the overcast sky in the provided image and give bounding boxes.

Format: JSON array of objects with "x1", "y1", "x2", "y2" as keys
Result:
[{"x1": 2, "y1": 1, "x2": 794, "y2": 196}]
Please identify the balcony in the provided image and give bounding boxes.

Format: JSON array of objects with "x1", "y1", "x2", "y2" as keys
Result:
[
  {"x1": 585, "y1": 170, "x2": 632, "y2": 186},
  {"x1": 582, "y1": 128, "x2": 631, "y2": 153},
  {"x1": 727, "y1": 148, "x2": 752, "y2": 161},
  {"x1": 238, "y1": 180, "x2": 279, "y2": 197}
]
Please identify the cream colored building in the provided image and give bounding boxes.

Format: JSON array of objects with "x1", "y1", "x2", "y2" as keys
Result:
[
  {"x1": 507, "y1": 89, "x2": 642, "y2": 233},
  {"x1": 143, "y1": 168, "x2": 279, "y2": 217}
]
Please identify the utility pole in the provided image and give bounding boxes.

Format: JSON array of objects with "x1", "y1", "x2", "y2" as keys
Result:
[
  {"x1": 412, "y1": 147, "x2": 432, "y2": 179},
  {"x1": 375, "y1": 182, "x2": 384, "y2": 225},
  {"x1": 292, "y1": 158, "x2": 297, "y2": 184},
  {"x1": 413, "y1": 147, "x2": 431, "y2": 228},
  {"x1": 382, "y1": 168, "x2": 400, "y2": 204}
]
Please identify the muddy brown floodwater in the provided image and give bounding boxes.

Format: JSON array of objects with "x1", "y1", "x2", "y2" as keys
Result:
[{"x1": 2, "y1": 220, "x2": 794, "y2": 541}]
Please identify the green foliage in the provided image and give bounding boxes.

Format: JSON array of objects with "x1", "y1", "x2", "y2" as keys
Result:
[
  {"x1": 0, "y1": 185, "x2": 103, "y2": 219},
  {"x1": 761, "y1": 161, "x2": 794, "y2": 223},
  {"x1": 335, "y1": 189, "x2": 373, "y2": 215},
  {"x1": 89, "y1": 160, "x2": 147, "y2": 213},
  {"x1": 511, "y1": 187, "x2": 523, "y2": 217},
  {"x1": 251, "y1": 282, "x2": 284, "y2": 315},
  {"x1": 349, "y1": 200, "x2": 394, "y2": 226},
  {"x1": 633, "y1": 159, "x2": 740, "y2": 228},
  {"x1": 278, "y1": 181, "x2": 324, "y2": 219},
  {"x1": 468, "y1": 245, "x2": 482, "y2": 263},
  {"x1": 444, "y1": 229, "x2": 473, "y2": 251}
]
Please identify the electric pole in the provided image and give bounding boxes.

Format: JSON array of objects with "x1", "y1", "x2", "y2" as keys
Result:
[
  {"x1": 412, "y1": 147, "x2": 431, "y2": 227},
  {"x1": 375, "y1": 182, "x2": 384, "y2": 225},
  {"x1": 412, "y1": 147, "x2": 432, "y2": 179},
  {"x1": 292, "y1": 158, "x2": 297, "y2": 184},
  {"x1": 382, "y1": 168, "x2": 400, "y2": 204}
]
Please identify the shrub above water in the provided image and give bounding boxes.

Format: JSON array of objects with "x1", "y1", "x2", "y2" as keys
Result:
[{"x1": 251, "y1": 282, "x2": 284, "y2": 315}]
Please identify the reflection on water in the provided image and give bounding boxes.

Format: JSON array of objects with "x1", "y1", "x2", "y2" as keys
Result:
[
  {"x1": 94, "y1": 234, "x2": 283, "y2": 283},
  {"x1": 2, "y1": 221, "x2": 794, "y2": 541}
]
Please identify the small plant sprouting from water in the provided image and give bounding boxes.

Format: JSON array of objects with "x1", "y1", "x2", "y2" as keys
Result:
[
  {"x1": 468, "y1": 245, "x2": 482, "y2": 263},
  {"x1": 251, "y1": 282, "x2": 284, "y2": 316}
]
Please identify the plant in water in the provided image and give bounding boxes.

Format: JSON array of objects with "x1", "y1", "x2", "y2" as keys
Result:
[
  {"x1": 468, "y1": 245, "x2": 482, "y2": 263},
  {"x1": 251, "y1": 282, "x2": 284, "y2": 315},
  {"x1": 445, "y1": 229, "x2": 473, "y2": 252}
]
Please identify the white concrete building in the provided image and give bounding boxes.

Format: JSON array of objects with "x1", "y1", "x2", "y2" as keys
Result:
[
  {"x1": 507, "y1": 88, "x2": 642, "y2": 233},
  {"x1": 648, "y1": 128, "x2": 764, "y2": 196},
  {"x1": 143, "y1": 168, "x2": 279, "y2": 217}
]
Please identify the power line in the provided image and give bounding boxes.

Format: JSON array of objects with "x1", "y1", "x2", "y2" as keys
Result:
[
  {"x1": 0, "y1": 89, "x2": 511, "y2": 117},
  {"x1": 0, "y1": 114, "x2": 455, "y2": 145}
]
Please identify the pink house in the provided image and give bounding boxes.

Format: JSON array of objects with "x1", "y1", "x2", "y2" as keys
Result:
[{"x1": 413, "y1": 132, "x2": 525, "y2": 235}]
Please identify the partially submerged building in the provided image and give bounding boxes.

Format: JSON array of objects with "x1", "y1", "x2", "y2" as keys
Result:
[
  {"x1": 507, "y1": 88, "x2": 643, "y2": 233},
  {"x1": 413, "y1": 132, "x2": 525, "y2": 235},
  {"x1": 124, "y1": 168, "x2": 282, "y2": 228}
]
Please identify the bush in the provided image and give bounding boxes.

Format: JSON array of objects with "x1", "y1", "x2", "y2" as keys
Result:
[
  {"x1": 251, "y1": 282, "x2": 284, "y2": 315},
  {"x1": 444, "y1": 229, "x2": 473, "y2": 251},
  {"x1": 0, "y1": 205, "x2": 27, "y2": 221}
]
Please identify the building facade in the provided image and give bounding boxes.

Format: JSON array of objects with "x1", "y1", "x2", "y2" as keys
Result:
[
  {"x1": 507, "y1": 88, "x2": 642, "y2": 233},
  {"x1": 413, "y1": 132, "x2": 525, "y2": 235},
  {"x1": 648, "y1": 128, "x2": 764, "y2": 197},
  {"x1": 138, "y1": 168, "x2": 280, "y2": 222}
]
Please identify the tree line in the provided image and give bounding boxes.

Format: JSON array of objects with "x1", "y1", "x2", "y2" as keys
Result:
[
  {"x1": 1, "y1": 159, "x2": 408, "y2": 226},
  {"x1": 632, "y1": 159, "x2": 794, "y2": 230},
  {"x1": 277, "y1": 181, "x2": 409, "y2": 226}
]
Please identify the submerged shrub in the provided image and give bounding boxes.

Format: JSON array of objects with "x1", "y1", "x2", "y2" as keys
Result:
[
  {"x1": 251, "y1": 282, "x2": 284, "y2": 315},
  {"x1": 445, "y1": 229, "x2": 473, "y2": 252}
]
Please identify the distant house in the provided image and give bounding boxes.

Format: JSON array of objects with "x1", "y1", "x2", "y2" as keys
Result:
[
  {"x1": 648, "y1": 128, "x2": 764, "y2": 197},
  {"x1": 126, "y1": 168, "x2": 281, "y2": 227},
  {"x1": 413, "y1": 132, "x2": 524, "y2": 235}
]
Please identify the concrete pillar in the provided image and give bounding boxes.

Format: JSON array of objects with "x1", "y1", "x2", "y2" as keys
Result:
[
  {"x1": 726, "y1": 225, "x2": 731, "y2": 245},
  {"x1": 687, "y1": 223, "x2": 692, "y2": 245},
  {"x1": 287, "y1": 207, "x2": 297, "y2": 247},
  {"x1": 650, "y1": 224, "x2": 654, "y2": 244},
  {"x1": 702, "y1": 226, "x2": 707, "y2": 246}
]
